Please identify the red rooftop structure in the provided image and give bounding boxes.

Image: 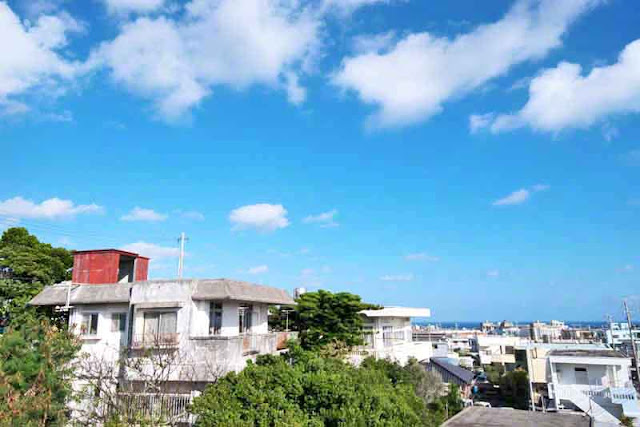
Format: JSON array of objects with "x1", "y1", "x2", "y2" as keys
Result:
[{"x1": 72, "y1": 249, "x2": 149, "y2": 284}]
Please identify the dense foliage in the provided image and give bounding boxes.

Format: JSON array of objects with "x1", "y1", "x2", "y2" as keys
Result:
[
  {"x1": 499, "y1": 369, "x2": 530, "y2": 410},
  {"x1": 295, "y1": 290, "x2": 378, "y2": 350},
  {"x1": 191, "y1": 345, "x2": 454, "y2": 426},
  {"x1": 0, "y1": 317, "x2": 79, "y2": 426},
  {"x1": 0, "y1": 227, "x2": 73, "y2": 326}
]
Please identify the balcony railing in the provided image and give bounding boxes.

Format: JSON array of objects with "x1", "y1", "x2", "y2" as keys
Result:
[
  {"x1": 131, "y1": 333, "x2": 180, "y2": 349},
  {"x1": 114, "y1": 392, "x2": 196, "y2": 424}
]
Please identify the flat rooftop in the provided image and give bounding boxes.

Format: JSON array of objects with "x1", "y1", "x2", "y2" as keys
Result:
[
  {"x1": 443, "y1": 407, "x2": 590, "y2": 427},
  {"x1": 548, "y1": 349, "x2": 626, "y2": 358}
]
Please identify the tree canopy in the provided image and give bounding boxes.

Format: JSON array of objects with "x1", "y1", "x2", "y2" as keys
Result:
[
  {"x1": 0, "y1": 317, "x2": 79, "y2": 426},
  {"x1": 294, "y1": 290, "x2": 378, "y2": 350},
  {"x1": 0, "y1": 227, "x2": 73, "y2": 326},
  {"x1": 191, "y1": 345, "x2": 438, "y2": 426}
]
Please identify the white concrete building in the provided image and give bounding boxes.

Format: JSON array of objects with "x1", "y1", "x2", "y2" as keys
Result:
[
  {"x1": 350, "y1": 307, "x2": 433, "y2": 365},
  {"x1": 546, "y1": 349, "x2": 640, "y2": 425},
  {"x1": 604, "y1": 322, "x2": 640, "y2": 355},
  {"x1": 30, "y1": 250, "x2": 295, "y2": 425},
  {"x1": 472, "y1": 335, "x2": 525, "y2": 367}
]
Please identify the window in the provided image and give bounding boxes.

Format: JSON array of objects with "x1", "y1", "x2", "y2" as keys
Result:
[
  {"x1": 111, "y1": 313, "x2": 127, "y2": 332},
  {"x1": 143, "y1": 311, "x2": 177, "y2": 337},
  {"x1": 81, "y1": 313, "x2": 99, "y2": 335},
  {"x1": 209, "y1": 302, "x2": 223, "y2": 335},
  {"x1": 383, "y1": 326, "x2": 393, "y2": 347},
  {"x1": 238, "y1": 304, "x2": 253, "y2": 334}
]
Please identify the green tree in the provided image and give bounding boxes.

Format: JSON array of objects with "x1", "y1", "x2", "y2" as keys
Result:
[
  {"x1": 191, "y1": 346, "x2": 430, "y2": 426},
  {"x1": 500, "y1": 370, "x2": 529, "y2": 409},
  {"x1": 0, "y1": 317, "x2": 80, "y2": 425},
  {"x1": 0, "y1": 227, "x2": 73, "y2": 327},
  {"x1": 295, "y1": 290, "x2": 378, "y2": 350}
]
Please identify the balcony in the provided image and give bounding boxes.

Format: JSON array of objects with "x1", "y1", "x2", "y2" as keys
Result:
[
  {"x1": 131, "y1": 333, "x2": 180, "y2": 349},
  {"x1": 349, "y1": 341, "x2": 434, "y2": 365}
]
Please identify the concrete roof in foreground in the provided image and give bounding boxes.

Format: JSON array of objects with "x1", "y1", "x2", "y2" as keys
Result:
[
  {"x1": 442, "y1": 407, "x2": 590, "y2": 427},
  {"x1": 30, "y1": 278, "x2": 294, "y2": 306},
  {"x1": 360, "y1": 306, "x2": 431, "y2": 318}
]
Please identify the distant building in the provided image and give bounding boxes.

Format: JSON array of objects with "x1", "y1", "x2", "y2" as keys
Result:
[
  {"x1": 472, "y1": 335, "x2": 523, "y2": 368},
  {"x1": 293, "y1": 287, "x2": 306, "y2": 299},
  {"x1": 604, "y1": 322, "x2": 640, "y2": 356},
  {"x1": 529, "y1": 320, "x2": 566, "y2": 343}
]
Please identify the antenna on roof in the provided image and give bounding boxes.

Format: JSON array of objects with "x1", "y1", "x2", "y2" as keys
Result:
[{"x1": 177, "y1": 232, "x2": 188, "y2": 279}]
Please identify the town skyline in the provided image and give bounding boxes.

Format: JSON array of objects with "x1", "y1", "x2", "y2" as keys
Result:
[{"x1": 2, "y1": 0, "x2": 640, "y2": 321}]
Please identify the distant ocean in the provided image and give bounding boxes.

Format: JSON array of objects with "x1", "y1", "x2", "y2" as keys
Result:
[{"x1": 414, "y1": 321, "x2": 610, "y2": 329}]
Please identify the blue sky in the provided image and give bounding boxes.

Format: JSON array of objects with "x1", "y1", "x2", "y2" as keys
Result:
[{"x1": 1, "y1": 0, "x2": 639, "y2": 321}]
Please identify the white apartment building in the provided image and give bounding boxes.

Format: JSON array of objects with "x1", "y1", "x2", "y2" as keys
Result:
[
  {"x1": 516, "y1": 343, "x2": 640, "y2": 425},
  {"x1": 605, "y1": 322, "x2": 640, "y2": 355},
  {"x1": 29, "y1": 249, "x2": 295, "y2": 424},
  {"x1": 547, "y1": 349, "x2": 639, "y2": 425},
  {"x1": 350, "y1": 307, "x2": 433, "y2": 365}
]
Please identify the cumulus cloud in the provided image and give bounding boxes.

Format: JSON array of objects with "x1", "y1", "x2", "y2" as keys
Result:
[
  {"x1": 90, "y1": 0, "x2": 321, "y2": 121},
  {"x1": 121, "y1": 241, "x2": 179, "y2": 259},
  {"x1": 102, "y1": 0, "x2": 166, "y2": 14},
  {"x1": 303, "y1": 209, "x2": 339, "y2": 227},
  {"x1": 492, "y1": 189, "x2": 530, "y2": 206},
  {"x1": 120, "y1": 207, "x2": 167, "y2": 222},
  {"x1": 478, "y1": 39, "x2": 640, "y2": 134},
  {"x1": 0, "y1": 3, "x2": 83, "y2": 115},
  {"x1": 229, "y1": 203, "x2": 290, "y2": 232},
  {"x1": 0, "y1": 196, "x2": 103, "y2": 219},
  {"x1": 379, "y1": 273, "x2": 414, "y2": 282},
  {"x1": 332, "y1": 0, "x2": 600, "y2": 128},
  {"x1": 247, "y1": 264, "x2": 269, "y2": 274},
  {"x1": 405, "y1": 252, "x2": 439, "y2": 262},
  {"x1": 492, "y1": 184, "x2": 548, "y2": 206},
  {"x1": 487, "y1": 270, "x2": 500, "y2": 277}
]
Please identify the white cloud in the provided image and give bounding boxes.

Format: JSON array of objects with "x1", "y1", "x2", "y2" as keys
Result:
[
  {"x1": 332, "y1": 0, "x2": 600, "y2": 128},
  {"x1": 0, "y1": 196, "x2": 103, "y2": 219},
  {"x1": 121, "y1": 241, "x2": 179, "y2": 259},
  {"x1": 0, "y1": 3, "x2": 83, "y2": 116},
  {"x1": 180, "y1": 210, "x2": 205, "y2": 221},
  {"x1": 91, "y1": 0, "x2": 321, "y2": 121},
  {"x1": 469, "y1": 113, "x2": 495, "y2": 134},
  {"x1": 379, "y1": 273, "x2": 414, "y2": 282},
  {"x1": 248, "y1": 264, "x2": 269, "y2": 274},
  {"x1": 229, "y1": 203, "x2": 290, "y2": 232},
  {"x1": 303, "y1": 209, "x2": 338, "y2": 227},
  {"x1": 482, "y1": 39, "x2": 640, "y2": 134},
  {"x1": 487, "y1": 270, "x2": 500, "y2": 277},
  {"x1": 120, "y1": 207, "x2": 167, "y2": 222},
  {"x1": 321, "y1": 0, "x2": 391, "y2": 14},
  {"x1": 492, "y1": 189, "x2": 530, "y2": 206},
  {"x1": 493, "y1": 184, "x2": 549, "y2": 206},
  {"x1": 405, "y1": 252, "x2": 439, "y2": 262},
  {"x1": 102, "y1": 0, "x2": 166, "y2": 14}
]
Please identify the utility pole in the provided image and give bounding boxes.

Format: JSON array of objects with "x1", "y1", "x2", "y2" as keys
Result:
[
  {"x1": 624, "y1": 299, "x2": 639, "y2": 387},
  {"x1": 178, "y1": 232, "x2": 187, "y2": 279}
]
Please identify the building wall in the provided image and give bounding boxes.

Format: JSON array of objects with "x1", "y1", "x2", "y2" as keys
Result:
[{"x1": 70, "y1": 303, "x2": 131, "y2": 364}]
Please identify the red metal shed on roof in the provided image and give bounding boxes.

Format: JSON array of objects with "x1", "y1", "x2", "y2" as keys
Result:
[{"x1": 72, "y1": 249, "x2": 149, "y2": 284}]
